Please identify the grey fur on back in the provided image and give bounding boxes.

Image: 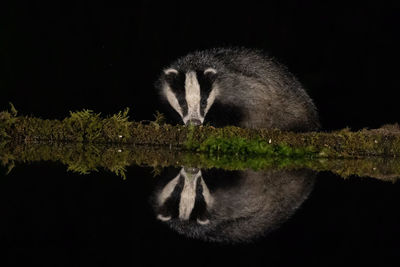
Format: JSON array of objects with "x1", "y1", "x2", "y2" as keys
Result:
[{"x1": 160, "y1": 47, "x2": 320, "y2": 131}]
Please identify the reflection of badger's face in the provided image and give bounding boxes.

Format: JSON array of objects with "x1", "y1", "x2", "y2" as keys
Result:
[
  {"x1": 153, "y1": 168, "x2": 316, "y2": 243},
  {"x1": 162, "y1": 68, "x2": 218, "y2": 125},
  {"x1": 156, "y1": 167, "x2": 214, "y2": 225}
]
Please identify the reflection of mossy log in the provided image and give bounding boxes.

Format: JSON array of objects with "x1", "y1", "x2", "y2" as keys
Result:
[
  {"x1": 1, "y1": 106, "x2": 400, "y2": 157},
  {"x1": 0, "y1": 142, "x2": 399, "y2": 182}
]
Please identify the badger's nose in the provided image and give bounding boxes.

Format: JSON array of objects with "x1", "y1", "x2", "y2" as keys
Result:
[
  {"x1": 187, "y1": 119, "x2": 201, "y2": 126},
  {"x1": 183, "y1": 167, "x2": 200, "y2": 174}
]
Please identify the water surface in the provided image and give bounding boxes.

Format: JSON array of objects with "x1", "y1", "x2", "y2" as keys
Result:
[{"x1": 1, "y1": 143, "x2": 399, "y2": 266}]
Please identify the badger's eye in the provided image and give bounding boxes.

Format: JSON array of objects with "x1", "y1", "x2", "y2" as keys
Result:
[
  {"x1": 164, "y1": 73, "x2": 177, "y2": 84},
  {"x1": 200, "y1": 99, "x2": 207, "y2": 108}
]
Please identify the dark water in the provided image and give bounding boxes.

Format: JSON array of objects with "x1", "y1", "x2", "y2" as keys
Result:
[{"x1": 1, "y1": 162, "x2": 399, "y2": 267}]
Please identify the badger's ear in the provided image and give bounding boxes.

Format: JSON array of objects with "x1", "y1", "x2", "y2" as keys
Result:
[
  {"x1": 163, "y1": 68, "x2": 179, "y2": 84},
  {"x1": 157, "y1": 214, "x2": 172, "y2": 222},
  {"x1": 204, "y1": 68, "x2": 217, "y2": 75},
  {"x1": 164, "y1": 68, "x2": 179, "y2": 75},
  {"x1": 197, "y1": 218, "x2": 210, "y2": 225},
  {"x1": 204, "y1": 68, "x2": 217, "y2": 82}
]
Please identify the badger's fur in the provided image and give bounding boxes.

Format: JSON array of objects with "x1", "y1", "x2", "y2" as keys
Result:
[
  {"x1": 152, "y1": 167, "x2": 315, "y2": 243},
  {"x1": 157, "y1": 48, "x2": 320, "y2": 131}
]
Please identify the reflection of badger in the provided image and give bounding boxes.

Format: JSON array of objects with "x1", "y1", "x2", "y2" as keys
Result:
[
  {"x1": 157, "y1": 48, "x2": 320, "y2": 131},
  {"x1": 152, "y1": 167, "x2": 315, "y2": 243}
]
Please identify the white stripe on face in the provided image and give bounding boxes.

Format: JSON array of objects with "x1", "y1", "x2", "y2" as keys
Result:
[
  {"x1": 205, "y1": 86, "x2": 218, "y2": 115},
  {"x1": 163, "y1": 68, "x2": 183, "y2": 118},
  {"x1": 163, "y1": 84, "x2": 183, "y2": 118},
  {"x1": 157, "y1": 172, "x2": 181, "y2": 206},
  {"x1": 183, "y1": 71, "x2": 203, "y2": 124},
  {"x1": 179, "y1": 168, "x2": 201, "y2": 220},
  {"x1": 200, "y1": 176, "x2": 214, "y2": 208}
]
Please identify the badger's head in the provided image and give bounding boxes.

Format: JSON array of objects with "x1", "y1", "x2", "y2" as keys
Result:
[
  {"x1": 155, "y1": 167, "x2": 214, "y2": 225},
  {"x1": 161, "y1": 68, "x2": 218, "y2": 126}
]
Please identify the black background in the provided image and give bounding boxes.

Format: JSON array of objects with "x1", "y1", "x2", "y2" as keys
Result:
[{"x1": 2, "y1": 1, "x2": 399, "y2": 130}]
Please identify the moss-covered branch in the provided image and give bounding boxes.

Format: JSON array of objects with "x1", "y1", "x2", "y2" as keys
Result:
[{"x1": 1, "y1": 105, "x2": 400, "y2": 157}]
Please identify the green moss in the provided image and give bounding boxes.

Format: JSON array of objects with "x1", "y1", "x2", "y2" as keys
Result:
[
  {"x1": 0, "y1": 103, "x2": 18, "y2": 138},
  {"x1": 187, "y1": 135, "x2": 318, "y2": 158},
  {"x1": 152, "y1": 111, "x2": 166, "y2": 126},
  {"x1": 9, "y1": 102, "x2": 18, "y2": 117},
  {"x1": 1, "y1": 105, "x2": 399, "y2": 181},
  {"x1": 63, "y1": 108, "x2": 132, "y2": 143},
  {"x1": 1, "y1": 105, "x2": 400, "y2": 158},
  {"x1": 1, "y1": 142, "x2": 400, "y2": 182},
  {"x1": 65, "y1": 109, "x2": 102, "y2": 142}
]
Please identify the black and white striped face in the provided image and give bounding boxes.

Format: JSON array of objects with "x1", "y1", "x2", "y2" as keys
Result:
[
  {"x1": 162, "y1": 68, "x2": 218, "y2": 125},
  {"x1": 156, "y1": 167, "x2": 214, "y2": 225}
]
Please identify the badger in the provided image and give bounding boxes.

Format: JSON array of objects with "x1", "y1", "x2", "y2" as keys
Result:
[
  {"x1": 152, "y1": 167, "x2": 315, "y2": 243},
  {"x1": 157, "y1": 47, "x2": 320, "y2": 131}
]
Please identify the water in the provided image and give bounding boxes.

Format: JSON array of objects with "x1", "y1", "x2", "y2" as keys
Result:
[{"x1": 1, "y1": 144, "x2": 400, "y2": 266}]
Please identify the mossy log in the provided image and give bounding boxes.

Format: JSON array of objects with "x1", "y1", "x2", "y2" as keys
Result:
[{"x1": 1, "y1": 107, "x2": 400, "y2": 158}]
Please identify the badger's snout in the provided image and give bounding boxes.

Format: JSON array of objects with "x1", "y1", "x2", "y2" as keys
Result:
[{"x1": 187, "y1": 119, "x2": 202, "y2": 126}]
